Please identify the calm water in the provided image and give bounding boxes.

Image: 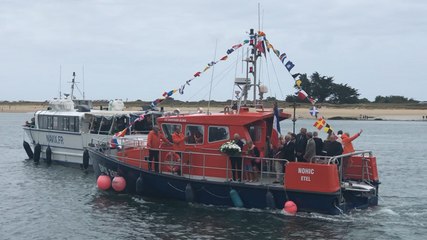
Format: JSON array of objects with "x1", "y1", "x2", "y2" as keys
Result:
[{"x1": 1, "y1": 112, "x2": 426, "y2": 239}]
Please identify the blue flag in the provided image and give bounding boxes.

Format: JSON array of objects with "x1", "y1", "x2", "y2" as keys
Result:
[{"x1": 285, "y1": 61, "x2": 295, "y2": 72}]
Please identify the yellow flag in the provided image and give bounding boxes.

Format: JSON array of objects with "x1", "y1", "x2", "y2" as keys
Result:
[{"x1": 296, "y1": 79, "x2": 302, "y2": 87}]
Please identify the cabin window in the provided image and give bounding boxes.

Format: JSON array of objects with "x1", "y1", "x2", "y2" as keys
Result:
[
  {"x1": 63, "y1": 117, "x2": 69, "y2": 131},
  {"x1": 248, "y1": 125, "x2": 261, "y2": 142},
  {"x1": 208, "y1": 126, "x2": 230, "y2": 143},
  {"x1": 162, "y1": 123, "x2": 182, "y2": 143},
  {"x1": 90, "y1": 117, "x2": 102, "y2": 134},
  {"x1": 99, "y1": 117, "x2": 113, "y2": 135},
  {"x1": 111, "y1": 116, "x2": 128, "y2": 134},
  {"x1": 69, "y1": 117, "x2": 78, "y2": 132},
  {"x1": 53, "y1": 116, "x2": 59, "y2": 130},
  {"x1": 185, "y1": 125, "x2": 204, "y2": 145}
]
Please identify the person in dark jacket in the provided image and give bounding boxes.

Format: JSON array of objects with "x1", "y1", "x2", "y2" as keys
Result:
[
  {"x1": 295, "y1": 128, "x2": 307, "y2": 162},
  {"x1": 326, "y1": 134, "x2": 343, "y2": 157},
  {"x1": 230, "y1": 133, "x2": 244, "y2": 182}
]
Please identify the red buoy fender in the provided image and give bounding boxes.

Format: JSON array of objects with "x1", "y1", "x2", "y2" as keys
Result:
[
  {"x1": 283, "y1": 201, "x2": 297, "y2": 215},
  {"x1": 97, "y1": 175, "x2": 111, "y2": 190},
  {"x1": 112, "y1": 176, "x2": 126, "y2": 192}
]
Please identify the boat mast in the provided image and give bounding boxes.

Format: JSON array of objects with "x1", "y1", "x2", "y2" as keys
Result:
[{"x1": 70, "y1": 72, "x2": 76, "y2": 100}]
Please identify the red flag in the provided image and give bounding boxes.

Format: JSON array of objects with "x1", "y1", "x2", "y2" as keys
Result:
[
  {"x1": 256, "y1": 41, "x2": 265, "y2": 55},
  {"x1": 194, "y1": 72, "x2": 201, "y2": 77},
  {"x1": 297, "y1": 90, "x2": 308, "y2": 100},
  {"x1": 313, "y1": 117, "x2": 326, "y2": 130}
]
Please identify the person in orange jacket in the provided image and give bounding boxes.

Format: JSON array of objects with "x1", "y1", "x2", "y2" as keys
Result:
[
  {"x1": 147, "y1": 125, "x2": 170, "y2": 172},
  {"x1": 341, "y1": 129, "x2": 363, "y2": 154},
  {"x1": 172, "y1": 126, "x2": 187, "y2": 152}
]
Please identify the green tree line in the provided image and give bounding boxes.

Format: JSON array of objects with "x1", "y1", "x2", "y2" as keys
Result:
[{"x1": 283, "y1": 72, "x2": 418, "y2": 104}]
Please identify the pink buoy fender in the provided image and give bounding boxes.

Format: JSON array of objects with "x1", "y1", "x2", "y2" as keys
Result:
[
  {"x1": 112, "y1": 176, "x2": 127, "y2": 192},
  {"x1": 282, "y1": 200, "x2": 297, "y2": 216},
  {"x1": 97, "y1": 175, "x2": 111, "y2": 190}
]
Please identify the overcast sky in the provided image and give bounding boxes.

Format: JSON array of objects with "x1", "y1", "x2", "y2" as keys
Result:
[{"x1": 1, "y1": 0, "x2": 426, "y2": 102}]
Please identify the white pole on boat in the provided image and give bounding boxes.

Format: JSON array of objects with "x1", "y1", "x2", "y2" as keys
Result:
[
  {"x1": 82, "y1": 65, "x2": 85, "y2": 100},
  {"x1": 59, "y1": 65, "x2": 62, "y2": 99},
  {"x1": 207, "y1": 40, "x2": 218, "y2": 115}
]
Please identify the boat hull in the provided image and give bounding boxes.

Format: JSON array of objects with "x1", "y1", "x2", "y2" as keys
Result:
[{"x1": 89, "y1": 148, "x2": 378, "y2": 215}]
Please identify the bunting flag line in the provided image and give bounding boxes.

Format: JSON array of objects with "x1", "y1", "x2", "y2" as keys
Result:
[
  {"x1": 265, "y1": 36, "x2": 323, "y2": 118},
  {"x1": 150, "y1": 39, "x2": 249, "y2": 108}
]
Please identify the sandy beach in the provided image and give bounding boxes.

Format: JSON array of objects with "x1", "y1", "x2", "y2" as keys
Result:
[{"x1": 2, "y1": 102, "x2": 427, "y2": 121}]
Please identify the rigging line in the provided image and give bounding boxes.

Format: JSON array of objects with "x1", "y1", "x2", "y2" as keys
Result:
[
  {"x1": 268, "y1": 52, "x2": 286, "y2": 100},
  {"x1": 232, "y1": 43, "x2": 241, "y2": 103},
  {"x1": 263, "y1": 52, "x2": 273, "y2": 98},
  {"x1": 207, "y1": 40, "x2": 218, "y2": 114},
  {"x1": 199, "y1": 64, "x2": 237, "y2": 100},
  {"x1": 185, "y1": 59, "x2": 238, "y2": 101}
]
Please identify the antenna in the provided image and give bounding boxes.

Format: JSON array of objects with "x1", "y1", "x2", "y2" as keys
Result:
[
  {"x1": 207, "y1": 40, "x2": 218, "y2": 114},
  {"x1": 71, "y1": 72, "x2": 76, "y2": 100},
  {"x1": 82, "y1": 65, "x2": 85, "y2": 100},
  {"x1": 59, "y1": 65, "x2": 62, "y2": 99}
]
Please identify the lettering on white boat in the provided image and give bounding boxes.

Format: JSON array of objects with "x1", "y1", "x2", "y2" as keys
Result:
[
  {"x1": 98, "y1": 163, "x2": 118, "y2": 177},
  {"x1": 46, "y1": 135, "x2": 64, "y2": 145}
]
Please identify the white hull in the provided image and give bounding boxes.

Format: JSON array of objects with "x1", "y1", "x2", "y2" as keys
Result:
[{"x1": 23, "y1": 127, "x2": 101, "y2": 167}]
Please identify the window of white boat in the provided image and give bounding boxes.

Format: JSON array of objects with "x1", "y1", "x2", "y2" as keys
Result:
[
  {"x1": 63, "y1": 117, "x2": 69, "y2": 131},
  {"x1": 185, "y1": 125, "x2": 204, "y2": 145},
  {"x1": 46, "y1": 116, "x2": 53, "y2": 129},
  {"x1": 208, "y1": 126, "x2": 230, "y2": 143},
  {"x1": 38, "y1": 115, "x2": 47, "y2": 129},
  {"x1": 161, "y1": 123, "x2": 181, "y2": 143}
]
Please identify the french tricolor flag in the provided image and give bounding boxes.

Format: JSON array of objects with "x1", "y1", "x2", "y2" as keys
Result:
[{"x1": 271, "y1": 103, "x2": 281, "y2": 149}]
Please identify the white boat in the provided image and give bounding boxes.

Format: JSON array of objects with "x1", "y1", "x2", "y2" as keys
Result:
[{"x1": 22, "y1": 73, "x2": 162, "y2": 169}]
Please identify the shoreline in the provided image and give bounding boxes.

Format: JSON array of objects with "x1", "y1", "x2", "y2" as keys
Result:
[{"x1": 2, "y1": 103, "x2": 427, "y2": 121}]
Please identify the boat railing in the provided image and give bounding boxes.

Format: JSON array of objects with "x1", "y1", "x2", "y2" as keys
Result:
[
  {"x1": 323, "y1": 150, "x2": 374, "y2": 184},
  {"x1": 91, "y1": 138, "x2": 290, "y2": 185}
]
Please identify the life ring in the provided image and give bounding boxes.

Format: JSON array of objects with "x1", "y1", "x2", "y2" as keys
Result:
[{"x1": 165, "y1": 151, "x2": 181, "y2": 173}]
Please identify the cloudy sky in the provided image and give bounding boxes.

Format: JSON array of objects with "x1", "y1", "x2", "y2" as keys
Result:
[{"x1": 1, "y1": 0, "x2": 426, "y2": 102}]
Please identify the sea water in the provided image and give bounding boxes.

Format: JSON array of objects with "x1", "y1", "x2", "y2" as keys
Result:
[{"x1": 1, "y1": 113, "x2": 426, "y2": 239}]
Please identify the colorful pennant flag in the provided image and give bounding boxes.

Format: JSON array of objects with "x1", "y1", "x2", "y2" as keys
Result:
[
  {"x1": 310, "y1": 106, "x2": 319, "y2": 117},
  {"x1": 297, "y1": 90, "x2": 308, "y2": 100},
  {"x1": 313, "y1": 117, "x2": 326, "y2": 130},
  {"x1": 220, "y1": 55, "x2": 228, "y2": 61},
  {"x1": 285, "y1": 61, "x2": 295, "y2": 71},
  {"x1": 256, "y1": 40, "x2": 265, "y2": 55},
  {"x1": 279, "y1": 53, "x2": 287, "y2": 63},
  {"x1": 323, "y1": 124, "x2": 333, "y2": 134}
]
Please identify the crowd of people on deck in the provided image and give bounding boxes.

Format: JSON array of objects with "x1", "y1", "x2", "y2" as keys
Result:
[
  {"x1": 227, "y1": 127, "x2": 363, "y2": 183},
  {"x1": 145, "y1": 123, "x2": 363, "y2": 183}
]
